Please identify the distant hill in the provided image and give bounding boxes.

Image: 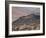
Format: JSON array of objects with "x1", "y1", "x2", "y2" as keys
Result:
[{"x1": 12, "y1": 14, "x2": 40, "y2": 31}]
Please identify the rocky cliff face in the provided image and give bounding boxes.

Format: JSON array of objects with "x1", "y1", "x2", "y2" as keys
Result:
[{"x1": 12, "y1": 14, "x2": 40, "y2": 31}]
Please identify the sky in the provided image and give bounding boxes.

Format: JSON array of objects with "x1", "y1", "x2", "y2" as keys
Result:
[{"x1": 12, "y1": 7, "x2": 40, "y2": 22}]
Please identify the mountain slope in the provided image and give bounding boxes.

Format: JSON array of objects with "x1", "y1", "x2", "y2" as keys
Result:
[{"x1": 12, "y1": 14, "x2": 40, "y2": 31}]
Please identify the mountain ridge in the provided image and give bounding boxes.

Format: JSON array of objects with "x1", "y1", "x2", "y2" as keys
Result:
[{"x1": 12, "y1": 14, "x2": 40, "y2": 24}]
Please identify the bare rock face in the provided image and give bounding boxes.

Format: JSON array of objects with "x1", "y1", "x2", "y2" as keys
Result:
[{"x1": 12, "y1": 14, "x2": 40, "y2": 31}]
